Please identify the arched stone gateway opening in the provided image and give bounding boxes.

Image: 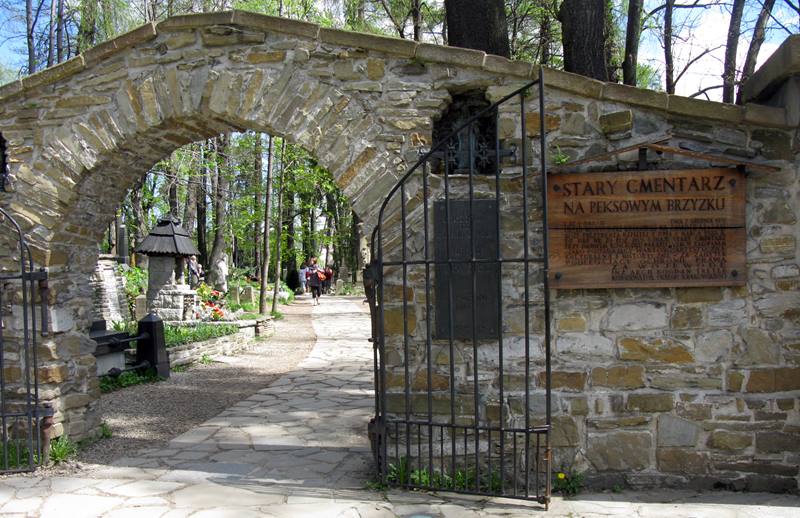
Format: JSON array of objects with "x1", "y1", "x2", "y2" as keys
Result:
[
  {"x1": 0, "y1": 10, "x2": 798, "y2": 495},
  {"x1": 0, "y1": 10, "x2": 533, "y2": 439}
]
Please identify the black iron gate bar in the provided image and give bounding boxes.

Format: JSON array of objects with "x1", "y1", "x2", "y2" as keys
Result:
[
  {"x1": 0, "y1": 206, "x2": 48, "y2": 473},
  {"x1": 369, "y1": 69, "x2": 553, "y2": 505}
]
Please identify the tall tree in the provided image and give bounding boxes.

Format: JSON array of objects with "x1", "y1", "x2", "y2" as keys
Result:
[
  {"x1": 559, "y1": 0, "x2": 609, "y2": 81},
  {"x1": 664, "y1": 0, "x2": 675, "y2": 93},
  {"x1": 26, "y1": 0, "x2": 36, "y2": 73},
  {"x1": 623, "y1": 0, "x2": 644, "y2": 85},
  {"x1": 56, "y1": 0, "x2": 65, "y2": 62},
  {"x1": 445, "y1": 0, "x2": 510, "y2": 56},
  {"x1": 196, "y1": 142, "x2": 209, "y2": 267},
  {"x1": 271, "y1": 140, "x2": 286, "y2": 315},
  {"x1": 722, "y1": 0, "x2": 746, "y2": 103},
  {"x1": 259, "y1": 135, "x2": 274, "y2": 315},
  {"x1": 252, "y1": 133, "x2": 262, "y2": 271},
  {"x1": 737, "y1": 0, "x2": 776, "y2": 104},
  {"x1": 207, "y1": 136, "x2": 230, "y2": 290},
  {"x1": 47, "y1": 0, "x2": 56, "y2": 67}
]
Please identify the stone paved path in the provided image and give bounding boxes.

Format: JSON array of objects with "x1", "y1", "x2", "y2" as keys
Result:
[{"x1": 1, "y1": 296, "x2": 799, "y2": 517}]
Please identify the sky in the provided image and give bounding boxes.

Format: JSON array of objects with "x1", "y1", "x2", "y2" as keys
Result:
[
  {"x1": 637, "y1": 1, "x2": 797, "y2": 100},
  {"x1": 0, "y1": 1, "x2": 796, "y2": 101}
]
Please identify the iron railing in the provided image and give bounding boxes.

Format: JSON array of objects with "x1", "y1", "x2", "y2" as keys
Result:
[
  {"x1": 0, "y1": 206, "x2": 48, "y2": 473},
  {"x1": 368, "y1": 69, "x2": 552, "y2": 506}
]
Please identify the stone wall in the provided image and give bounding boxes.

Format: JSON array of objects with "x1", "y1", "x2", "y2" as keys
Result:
[
  {"x1": 0, "y1": 10, "x2": 795, "y2": 490},
  {"x1": 166, "y1": 319, "x2": 274, "y2": 368},
  {"x1": 91, "y1": 255, "x2": 130, "y2": 324},
  {"x1": 376, "y1": 42, "x2": 800, "y2": 491}
]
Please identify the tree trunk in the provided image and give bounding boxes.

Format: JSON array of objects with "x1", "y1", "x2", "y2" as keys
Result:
[
  {"x1": 722, "y1": 0, "x2": 746, "y2": 103},
  {"x1": 56, "y1": 0, "x2": 64, "y2": 62},
  {"x1": 26, "y1": 0, "x2": 36, "y2": 73},
  {"x1": 271, "y1": 141, "x2": 286, "y2": 315},
  {"x1": 737, "y1": 0, "x2": 775, "y2": 104},
  {"x1": 559, "y1": 0, "x2": 609, "y2": 81},
  {"x1": 47, "y1": 0, "x2": 56, "y2": 67},
  {"x1": 167, "y1": 161, "x2": 179, "y2": 217},
  {"x1": 444, "y1": 0, "x2": 510, "y2": 57},
  {"x1": 622, "y1": 0, "x2": 644, "y2": 86},
  {"x1": 197, "y1": 143, "x2": 208, "y2": 269},
  {"x1": 129, "y1": 179, "x2": 150, "y2": 269},
  {"x1": 411, "y1": 0, "x2": 422, "y2": 42},
  {"x1": 77, "y1": 1, "x2": 97, "y2": 53},
  {"x1": 252, "y1": 133, "x2": 262, "y2": 272},
  {"x1": 664, "y1": 0, "x2": 675, "y2": 94},
  {"x1": 259, "y1": 135, "x2": 274, "y2": 314},
  {"x1": 182, "y1": 147, "x2": 198, "y2": 235},
  {"x1": 207, "y1": 136, "x2": 230, "y2": 291}
]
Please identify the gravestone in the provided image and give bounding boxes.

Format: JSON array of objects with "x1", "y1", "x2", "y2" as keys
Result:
[
  {"x1": 242, "y1": 286, "x2": 256, "y2": 304},
  {"x1": 434, "y1": 199, "x2": 500, "y2": 340}
]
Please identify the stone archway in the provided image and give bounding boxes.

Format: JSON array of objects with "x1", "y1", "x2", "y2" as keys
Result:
[{"x1": 0, "y1": 10, "x2": 532, "y2": 438}]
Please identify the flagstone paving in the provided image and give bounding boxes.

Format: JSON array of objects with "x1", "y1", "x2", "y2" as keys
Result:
[{"x1": 0, "y1": 296, "x2": 798, "y2": 517}]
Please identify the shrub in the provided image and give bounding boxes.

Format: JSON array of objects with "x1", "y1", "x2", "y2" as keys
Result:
[
  {"x1": 117, "y1": 265, "x2": 148, "y2": 315},
  {"x1": 164, "y1": 323, "x2": 239, "y2": 348},
  {"x1": 49, "y1": 436, "x2": 77, "y2": 464}
]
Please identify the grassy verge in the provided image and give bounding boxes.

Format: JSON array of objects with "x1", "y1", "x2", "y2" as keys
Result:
[{"x1": 164, "y1": 323, "x2": 239, "y2": 348}]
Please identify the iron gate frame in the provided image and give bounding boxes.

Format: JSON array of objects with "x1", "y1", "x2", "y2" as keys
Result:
[
  {"x1": 0, "y1": 206, "x2": 48, "y2": 473},
  {"x1": 368, "y1": 70, "x2": 553, "y2": 506}
]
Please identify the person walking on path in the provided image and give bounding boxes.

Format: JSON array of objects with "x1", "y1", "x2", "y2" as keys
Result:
[
  {"x1": 307, "y1": 257, "x2": 324, "y2": 305},
  {"x1": 299, "y1": 262, "x2": 308, "y2": 294}
]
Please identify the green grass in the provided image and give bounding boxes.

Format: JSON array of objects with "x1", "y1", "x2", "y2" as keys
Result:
[
  {"x1": 227, "y1": 301, "x2": 259, "y2": 312},
  {"x1": 172, "y1": 364, "x2": 188, "y2": 373},
  {"x1": 270, "y1": 310, "x2": 283, "y2": 320},
  {"x1": 164, "y1": 323, "x2": 239, "y2": 348},
  {"x1": 199, "y1": 354, "x2": 214, "y2": 365},
  {"x1": 110, "y1": 322, "x2": 239, "y2": 349},
  {"x1": 99, "y1": 368, "x2": 163, "y2": 393},
  {"x1": 99, "y1": 422, "x2": 113, "y2": 439}
]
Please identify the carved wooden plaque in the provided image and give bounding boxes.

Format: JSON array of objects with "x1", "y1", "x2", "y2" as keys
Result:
[
  {"x1": 547, "y1": 168, "x2": 746, "y2": 288},
  {"x1": 434, "y1": 200, "x2": 499, "y2": 339}
]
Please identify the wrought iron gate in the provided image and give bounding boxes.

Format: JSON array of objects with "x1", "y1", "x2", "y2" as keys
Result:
[
  {"x1": 368, "y1": 73, "x2": 552, "y2": 506},
  {"x1": 0, "y1": 207, "x2": 48, "y2": 473}
]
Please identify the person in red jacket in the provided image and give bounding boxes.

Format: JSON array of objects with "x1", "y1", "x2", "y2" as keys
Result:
[{"x1": 307, "y1": 257, "x2": 324, "y2": 306}]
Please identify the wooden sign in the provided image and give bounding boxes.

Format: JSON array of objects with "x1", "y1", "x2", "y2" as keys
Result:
[{"x1": 547, "y1": 168, "x2": 746, "y2": 289}]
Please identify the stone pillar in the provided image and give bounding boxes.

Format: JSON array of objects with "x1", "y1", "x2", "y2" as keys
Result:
[
  {"x1": 117, "y1": 218, "x2": 129, "y2": 265},
  {"x1": 146, "y1": 256, "x2": 176, "y2": 312}
]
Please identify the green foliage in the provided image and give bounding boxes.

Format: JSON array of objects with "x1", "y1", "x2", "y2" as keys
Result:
[
  {"x1": 100, "y1": 422, "x2": 113, "y2": 439},
  {"x1": 553, "y1": 471, "x2": 584, "y2": 497},
  {"x1": 49, "y1": 436, "x2": 77, "y2": 464},
  {"x1": 172, "y1": 364, "x2": 188, "y2": 373},
  {"x1": 612, "y1": 483, "x2": 624, "y2": 494},
  {"x1": 164, "y1": 323, "x2": 239, "y2": 348},
  {"x1": 0, "y1": 441, "x2": 38, "y2": 469},
  {"x1": 112, "y1": 320, "x2": 138, "y2": 335},
  {"x1": 199, "y1": 354, "x2": 214, "y2": 365},
  {"x1": 118, "y1": 265, "x2": 147, "y2": 315},
  {"x1": 386, "y1": 458, "x2": 502, "y2": 492},
  {"x1": 270, "y1": 310, "x2": 283, "y2": 320},
  {"x1": 552, "y1": 146, "x2": 570, "y2": 165},
  {"x1": 99, "y1": 368, "x2": 163, "y2": 393}
]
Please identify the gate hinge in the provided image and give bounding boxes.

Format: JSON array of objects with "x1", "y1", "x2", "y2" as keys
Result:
[{"x1": 23, "y1": 269, "x2": 48, "y2": 282}]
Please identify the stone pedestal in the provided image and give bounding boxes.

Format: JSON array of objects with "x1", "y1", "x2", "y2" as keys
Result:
[{"x1": 146, "y1": 256, "x2": 197, "y2": 321}]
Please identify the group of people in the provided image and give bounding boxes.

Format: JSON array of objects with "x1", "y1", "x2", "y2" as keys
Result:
[
  {"x1": 187, "y1": 253, "x2": 335, "y2": 307},
  {"x1": 299, "y1": 258, "x2": 334, "y2": 306}
]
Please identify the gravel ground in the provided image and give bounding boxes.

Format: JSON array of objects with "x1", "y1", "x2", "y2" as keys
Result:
[{"x1": 75, "y1": 295, "x2": 317, "y2": 467}]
